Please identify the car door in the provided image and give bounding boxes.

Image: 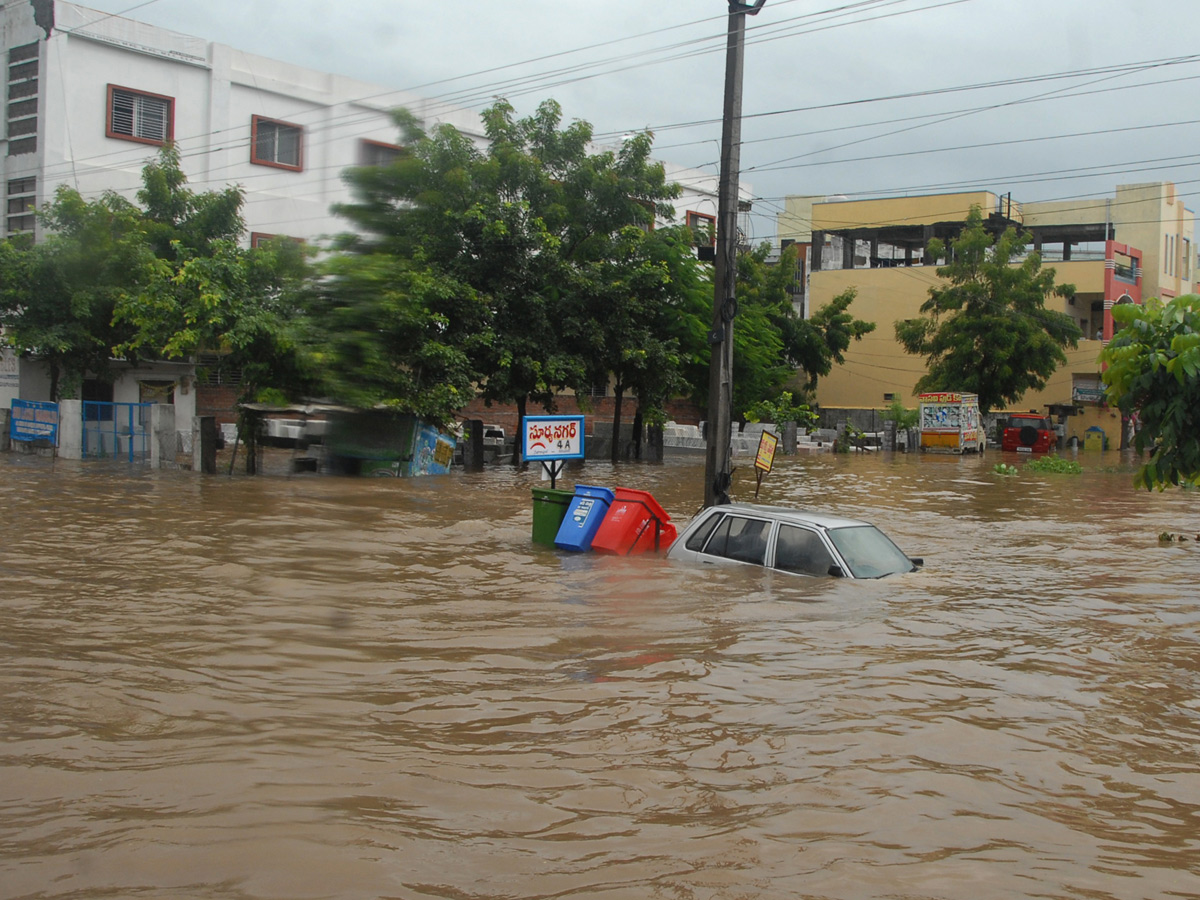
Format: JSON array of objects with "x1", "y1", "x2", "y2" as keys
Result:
[
  {"x1": 694, "y1": 514, "x2": 773, "y2": 567},
  {"x1": 770, "y1": 523, "x2": 838, "y2": 577}
]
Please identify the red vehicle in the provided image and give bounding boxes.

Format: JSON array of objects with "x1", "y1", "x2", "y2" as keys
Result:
[{"x1": 1001, "y1": 413, "x2": 1057, "y2": 453}]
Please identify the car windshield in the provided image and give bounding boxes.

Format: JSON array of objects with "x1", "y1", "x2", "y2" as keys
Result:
[{"x1": 827, "y1": 525, "x2": 915, "y2": 579}]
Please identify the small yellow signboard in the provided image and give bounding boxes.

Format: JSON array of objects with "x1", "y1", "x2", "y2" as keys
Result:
[
  {"x1": 754, "y1": 431, "x2": 778, "y2": 472},
  {"x1": 753, "y1": 431, "x2": 778, "y2": 498}
]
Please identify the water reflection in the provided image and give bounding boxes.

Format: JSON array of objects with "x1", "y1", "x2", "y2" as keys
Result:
[{"x1": 2, "y1": 449, "x2": 1199, "y2": 899}]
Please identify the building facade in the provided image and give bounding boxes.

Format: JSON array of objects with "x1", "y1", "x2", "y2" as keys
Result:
[
  {"x1": 3, "y1": 1, "x2": 727, "y2": 432},
  {"x1": 781, "y1": 185, "x2": 1196, "y2": 448}
]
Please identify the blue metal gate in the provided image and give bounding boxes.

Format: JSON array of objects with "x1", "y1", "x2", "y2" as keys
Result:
[{"x1": 82, "y1": 402, "x2": 152, "y2": 462}]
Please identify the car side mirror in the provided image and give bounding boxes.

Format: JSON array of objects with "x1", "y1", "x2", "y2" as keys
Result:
[
  {"x1": 827, "y1": 564, "x2": 846, "y2": 578},
  {"x1": 909, "y1": 557, "x2": 924, "y2": 569}
]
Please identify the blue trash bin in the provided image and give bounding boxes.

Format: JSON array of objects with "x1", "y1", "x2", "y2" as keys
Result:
[{"x1": 554, "y1": 484, "x2": 616, "y2": 552}]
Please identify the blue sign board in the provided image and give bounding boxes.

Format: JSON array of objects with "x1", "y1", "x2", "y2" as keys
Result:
[{"x1": 11, "y1": 399, "x2": 58, "y2": 443}]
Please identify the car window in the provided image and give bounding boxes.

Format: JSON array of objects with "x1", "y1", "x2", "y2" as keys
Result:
[
  {"x1": 828, "y1": 525, "x2": 914, "y2": 579},
  {"x1": 685, "y1": 512, "x2": 724, "y2": 552},
  {"x1": 773, "y1": 524, "x2": 834, "y2": 577},
  {"x1": 705, "y1": 515, "x2": 770, "y2": 564}
]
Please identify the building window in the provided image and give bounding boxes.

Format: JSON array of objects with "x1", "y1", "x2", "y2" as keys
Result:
[
  {"x1": 359, "y1": 139, "x2": 403, "y2": 168},
  {"x1": 250, "y1": 232, "x2": 305, "y2": 250},
  {"x1": 6, "y1": 176, "x2": 35, "y2": 234},
  {"x1": 106, "y1": 85, "x2": 173, "y2": 145},
  {"x1": 686, "y1": 211, "x2": 716, "y2": 247},
  {"x1": 7, "y1": 42, "x2": 39, "y2": 156},
  {"x1": 1184, "y1": 239, "x2": 1191, "y2": 281},
  {"x1": 251, "y1": 115, "x2": 303, "y2": 170}
]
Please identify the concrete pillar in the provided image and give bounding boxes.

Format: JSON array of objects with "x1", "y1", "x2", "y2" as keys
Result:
[
  {"x1": 150, "y1": 404, "x2": 176, "y2": 468},
  {"x1": 645, "y1": 425, "x2": 664, "y2": 462},
  {"x1": 781, "y1": 420, "x2": 797, "y2": 455},
  {"x1": 58, "y1": 399, "x2": 82, "y2": 460},
  {"x1": 0, "y1": 408, "x2": 9, "y2": 452},
  {"x1": 461, "y1": 418, "x2": 485, "y2": 468},
  {"x1": 193, "y1": 415, "x2": 217, "y2": 474}
]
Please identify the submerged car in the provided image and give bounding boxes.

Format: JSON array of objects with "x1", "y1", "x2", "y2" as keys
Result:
[
  {"x1": 1000, "y1": 413, "x2": 1057, "y2": 453},
  {"x1": 666, "y1": 504, "x2": 921, "y2": 579}
]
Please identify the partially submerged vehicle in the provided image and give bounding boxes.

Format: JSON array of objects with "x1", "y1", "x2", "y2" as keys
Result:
[
  {"x1": 1000, "y1": 412, "x2": 1057, "y2": 453},
  {"x1": 666, "y1": 504, "x2": 921, "y2": 579},
  {"x1": 918, "y1": 392, "x2": 985, "y2": 454}
]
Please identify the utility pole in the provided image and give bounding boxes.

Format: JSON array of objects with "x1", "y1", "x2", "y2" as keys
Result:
[{"x1": 704, "y1": 0, "x2": 765, "y2": 508}]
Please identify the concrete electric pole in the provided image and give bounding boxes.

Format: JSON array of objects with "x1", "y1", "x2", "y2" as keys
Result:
[{"x1": 704, "y1": 0, "x2": 765, "y2": 508}]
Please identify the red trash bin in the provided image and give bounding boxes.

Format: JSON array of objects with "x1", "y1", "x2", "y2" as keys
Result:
[{"x1": 590, "y1": 487, "x2": 677, "y2": 555}]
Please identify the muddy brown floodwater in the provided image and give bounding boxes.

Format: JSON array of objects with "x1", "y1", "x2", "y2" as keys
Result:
[{"x1": 2, "y1": 448, "x2": 1200, "y2": 900}]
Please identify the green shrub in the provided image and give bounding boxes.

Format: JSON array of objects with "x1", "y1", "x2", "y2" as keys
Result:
[
  {"x1": 1024, "y1": 455, "x2": 1082, "y2": 475},
  {"x1": 744, "y1": 391, "x2": 819, "y2": 431},
  {"x1": 882, "y1": 399, "x2": 919, "y2": 429}
]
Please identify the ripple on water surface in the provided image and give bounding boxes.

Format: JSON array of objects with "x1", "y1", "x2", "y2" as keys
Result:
[{"x1": 1, "y1": 451, "x2": 1199, "y2": 899}]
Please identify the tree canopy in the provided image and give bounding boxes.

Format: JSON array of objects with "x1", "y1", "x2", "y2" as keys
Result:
[
  {"x1": 0, "y1": 146, "x2": 313, "y2": 404},
  {"x1": 0, "y1": 191, "x2": 142, "y2": 400},
  {"x1": 1100, "y1": 294, "x2": 1200, "y2": 490},
  {"x1": 325, "y1": 99, "x2": 693, "y2": 440},
  {"x1": 894, "y1": 206, "x2": 1080, "y2": 415},
  {"x1": 706, "y1": 242, "x2": 874, "y2": 419}
]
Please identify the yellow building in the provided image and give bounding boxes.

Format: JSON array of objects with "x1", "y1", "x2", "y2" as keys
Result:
[{"x1": 782, "y1": 184, "x2": 1197, "y2": 448}]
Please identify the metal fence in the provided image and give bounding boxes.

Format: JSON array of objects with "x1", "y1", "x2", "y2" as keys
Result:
[{"x1": 81, "y1": 402, "x2": 152, "y2": 462}]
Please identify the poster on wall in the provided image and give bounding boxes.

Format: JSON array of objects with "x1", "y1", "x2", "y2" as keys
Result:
[
  {"x1": 409, "y1": 422, "x2": 456, "y2": 476},
  {"x1": 11, "y1": 399, "x2": 58, "y2": 443},
  {"x1": 0, "y1": 348, "x2": 19, "y2": 405}
]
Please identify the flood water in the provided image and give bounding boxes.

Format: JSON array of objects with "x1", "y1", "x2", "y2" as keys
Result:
[{"x1": 2, "y1": 448, "x2": 1199, "y2": 900}]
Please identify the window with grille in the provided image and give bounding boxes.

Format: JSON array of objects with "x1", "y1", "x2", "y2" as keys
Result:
[
  {"x1": 359, "y1": 139, "x2": 403, "y2": 167},
  {"x1": 6, "y1": 176, "x2": 35, "y2": 234},
  {"x1": 107, "y1": 85, "x2": 173, "y2": 145},
  {"x1": 7, "y1": 42, "x2": 39, "y2": 156},
  {"x1": 251, "y1": 116, "x2": 303, "y2": 170}
]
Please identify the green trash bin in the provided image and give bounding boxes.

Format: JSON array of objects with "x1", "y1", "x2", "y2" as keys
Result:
[{"x1": 531, "y1": 487, "x2": 574, "y2": 547}]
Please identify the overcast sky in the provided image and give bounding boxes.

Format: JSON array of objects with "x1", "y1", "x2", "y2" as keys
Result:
[{"x1": 76, "y1": 0, "x2": 1200, "y2": 244}]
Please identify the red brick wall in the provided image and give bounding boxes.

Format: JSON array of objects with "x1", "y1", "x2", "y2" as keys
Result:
[
  {"x1": 195, "y1": 385, "x2": 240, "y2": 425},
  {"x1": 457, "y1": 395, "x2": 705, "y2": 434}
]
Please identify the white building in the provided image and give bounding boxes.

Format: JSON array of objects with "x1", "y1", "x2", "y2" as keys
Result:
[{"x1": 2, "y1": 0, "x2": 729, "y2": 434}]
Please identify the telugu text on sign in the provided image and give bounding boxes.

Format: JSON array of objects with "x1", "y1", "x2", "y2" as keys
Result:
[{"x1": 522, "y1": 416, "x2": 585, "y2": 460}]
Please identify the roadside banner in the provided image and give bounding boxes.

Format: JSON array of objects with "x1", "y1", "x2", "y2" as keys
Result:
[{"x1": 11, "y1": 399, "x2": 58, "y2": 443}]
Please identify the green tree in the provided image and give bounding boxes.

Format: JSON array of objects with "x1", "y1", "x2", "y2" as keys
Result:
[
  {"x1": 331, "y1": 100, "x2": 682, "y2": 457},
  {"x1": 111, "y1": 147, "x2": 316, "y2": 405},
  {"x1": 803, "y1": 285, "x2": 877, "y2": 389},
  {"x1": 0, "y1": 190, "x2": 149, "y2": 400},
  {"x1": 563, "y1": 225, "x2": 706, "y2": 460},
  {"x1": 712, "y1": 243, "x2": 874, "y2": 419},
  {"x1": 894, "y1": 206, "x2": 1080, "y2": 415},
  {"x1": 313, "y1": 253, "x2": 488, "y2": 424},
  {"x1": 1, "y1": 146, "x2": 312, "y2": 405},
  {"x1": 1100, "y1": 294, "x2": 1200, "y2": 489}
]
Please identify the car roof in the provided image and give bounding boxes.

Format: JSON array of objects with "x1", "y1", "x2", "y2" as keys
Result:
[{"x1": 701, "y1": 503, "x2": 871, "y2": 531}]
